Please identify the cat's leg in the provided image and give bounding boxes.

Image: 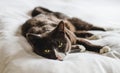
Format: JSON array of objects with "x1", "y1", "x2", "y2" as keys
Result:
[
  {"x1": 68, "y1": 17, "x2": 106, "y2": 31},
  {"x1": 32, "y1": 7, "x2": 53, "y2": 17},
  {"x1": 74, "y1": 31, "x2": 102, "y2": 40},
  {"x1": 70, "y1": 45, "x2": 86, "y2": 53},
  {"x1": 74, "y1": 31, "x2": 93, "y2": 38},
  {"x1": 76, "y1": 38, "x2": 111, "y2": 54}
]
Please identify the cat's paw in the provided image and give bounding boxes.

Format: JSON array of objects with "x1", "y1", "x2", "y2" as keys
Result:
[
  {"x1": 76, "y1": 45, "x2": 86, "y2": 52},
  {"x1": 100, "y1": 46, "x2": 111, "y2": 54},
  {"x1": 88, "y1": 35, "x2": 102, "y2": 40}
]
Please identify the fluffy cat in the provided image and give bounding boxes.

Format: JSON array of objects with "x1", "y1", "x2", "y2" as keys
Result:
[{"x1": 22, "y1": 7, "x2": 111, "y2": 61}]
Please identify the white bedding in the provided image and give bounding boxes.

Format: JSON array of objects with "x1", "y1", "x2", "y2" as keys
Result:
[{"x1": 0, "y1": 0, "x2": 120, "y2": 73}]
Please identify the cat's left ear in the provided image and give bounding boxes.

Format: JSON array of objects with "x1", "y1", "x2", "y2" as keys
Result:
[
  {"x1": 26, "y1": 33, "x2": 42, "y2": 44},
  {"x1": 56, "y1": 21, "x2": 65, "y2": 32}
]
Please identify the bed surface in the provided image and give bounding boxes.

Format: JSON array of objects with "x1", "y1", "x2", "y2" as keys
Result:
[{"x1": 0, "y1": 0, "x2": 120, "y2": 73}]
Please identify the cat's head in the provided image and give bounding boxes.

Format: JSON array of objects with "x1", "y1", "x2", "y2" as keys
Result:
[{"x1": 26, "y1": 21, "x2": 71, "y2": 61}]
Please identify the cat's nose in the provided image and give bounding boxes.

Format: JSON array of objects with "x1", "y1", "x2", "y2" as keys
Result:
[
  {"x1": 57, "y1": 58, "x2": 63, "y2": 61},
  {"x1": 56, "y1": 55, "x2": 63, "y2": 61}
]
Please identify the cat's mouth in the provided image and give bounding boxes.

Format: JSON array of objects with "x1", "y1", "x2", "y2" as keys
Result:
[
  {"x1": 54, "y1": 49, "x2": 66, "y2": 61},
  {"x1": 57, "y1": 57, "x2": 63, "y2": 61}
]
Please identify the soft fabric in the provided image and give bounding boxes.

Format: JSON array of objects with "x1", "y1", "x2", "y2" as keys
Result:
[{"x1": 0, "y1": 0, "x2": 120, "y2": 73}]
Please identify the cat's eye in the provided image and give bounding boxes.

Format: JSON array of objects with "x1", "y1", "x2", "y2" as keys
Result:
[
  {"x1": 58, "y1": 42, "x2": 63, "y2": 48},
  {"x1": 44, "y1": 49, "x2": 51, "y2": 53}
]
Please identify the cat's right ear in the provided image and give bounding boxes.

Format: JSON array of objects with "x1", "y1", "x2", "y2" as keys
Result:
[
  {"x1": 26, "y1": 33, "x2": 41, "y2": 44},
  {"x1": 52, "y1": 21, "x2": 65, "y2": 37},
  {"x1": 55, "y1": 21, "x2": 65, "y2": 32}
]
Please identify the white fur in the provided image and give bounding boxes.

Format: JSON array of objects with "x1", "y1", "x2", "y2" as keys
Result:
[
  {"x1": 100, "y1": 46, "x2": 111, "y2": 54},
  {"x1": 77, "y1": 45, "x2": 86, "y2": 52}
]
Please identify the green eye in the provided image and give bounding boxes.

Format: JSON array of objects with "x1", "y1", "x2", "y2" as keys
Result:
[
  {"x1": 58, "y1": 41, "x2": 63, "y2": 48},
  {"x1": 44, "y1": 49, "x2": 50, "y2": 53}
]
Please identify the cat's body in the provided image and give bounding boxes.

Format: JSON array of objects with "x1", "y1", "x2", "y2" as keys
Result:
[{"x1": 22, "y1": 7, "x2": 110, "y2": 60}]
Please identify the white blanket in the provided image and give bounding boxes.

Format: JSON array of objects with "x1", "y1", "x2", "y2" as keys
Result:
[{"x1": 0, "y1": 0, "x2": 120, "y2": 73}]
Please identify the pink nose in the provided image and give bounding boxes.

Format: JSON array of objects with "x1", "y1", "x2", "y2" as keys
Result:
[
  {"x1": 57, "y1": 58, "x2": 63, "y2": 61},
  {"x1": 56, "y1": 55, "x2": 63, "y2": 61}
]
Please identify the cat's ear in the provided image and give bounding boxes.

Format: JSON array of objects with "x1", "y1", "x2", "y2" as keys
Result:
[
  {"x1": 26, "y1": 33, "x2": 41, "y2": 44},
  {"x1": 52, "y1": 21, "x2": 66, "y2": 37},
  {"x1": 56, "y1": 21, "x2": 65, "y2": 32}
]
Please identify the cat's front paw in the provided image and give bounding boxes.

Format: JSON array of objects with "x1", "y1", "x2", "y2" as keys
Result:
[
  {"x1": 100, "y1": 46, "x2": 111, "y2": 54},
  {"x1": 76, "y1": 45, "x2": 86, "y2": 52}
]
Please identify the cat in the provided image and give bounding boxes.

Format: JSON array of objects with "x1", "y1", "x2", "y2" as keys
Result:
[{"x1": 22, "y1": 7, "x2": 111, "y2": 61}]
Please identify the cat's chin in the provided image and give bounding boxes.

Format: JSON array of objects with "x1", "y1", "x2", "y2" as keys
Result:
[{"x1": 57, "y1": 58, "x2": 63, "y2": 61}]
